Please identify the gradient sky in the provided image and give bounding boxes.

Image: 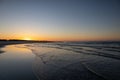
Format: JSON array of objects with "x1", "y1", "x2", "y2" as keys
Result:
[{"x1": 0, "y1": 0, "x2": 120, "y2": 41}]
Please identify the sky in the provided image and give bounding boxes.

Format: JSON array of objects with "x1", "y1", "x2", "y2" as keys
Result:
[{"x1": 0, "y1": 0, "x2": 120, "y2": 41}]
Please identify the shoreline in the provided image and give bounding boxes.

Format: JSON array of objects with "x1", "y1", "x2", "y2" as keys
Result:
[
  {"x1": 0, "y1": 40, "x2": 54, "y2": 54},
  {"x1": 0, "y1": 41, "x2": 29, "y2": 54},
  {"x1": 0, "y1": 42, "x2": 38, "y2": 80}
]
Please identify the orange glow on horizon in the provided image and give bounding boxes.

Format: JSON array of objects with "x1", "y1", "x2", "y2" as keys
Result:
[
  {"x1": 23, "y1": 37, "x2": 32, "y2": 40},
  {"x1": 0, "y1": 34, "x2": 120, "y2": 41}
]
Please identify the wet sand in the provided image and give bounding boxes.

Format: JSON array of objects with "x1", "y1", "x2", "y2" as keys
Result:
[
  {"x1": 27, "y1": 42, "x2": 120, "y2": 80},
  {"x1": 0, "y1": 41, "x2": 27, "y2": 54},
  {"x1": 0, "y1": 44, "x2": 38, "y2": 80},
  {"x1": 0, "y1": 40, "x2": 51, "y2": 54},
  {"x1": 0, "y1": 41, "x2": 120, "y2": 80}
]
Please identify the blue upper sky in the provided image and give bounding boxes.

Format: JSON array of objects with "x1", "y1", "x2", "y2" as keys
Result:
[{"x1": 0, "y1": 0, "x2": 120, "y2": 41}]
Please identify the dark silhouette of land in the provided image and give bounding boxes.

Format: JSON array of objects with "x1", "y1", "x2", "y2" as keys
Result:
[{"x1": 0, "y1": 39, "x2": 54, "y2": 45}]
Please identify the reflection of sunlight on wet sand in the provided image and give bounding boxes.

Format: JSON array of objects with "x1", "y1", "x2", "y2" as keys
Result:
[
  {"x1": 1, "y1": 44, "x2": 35, "y2": 60},
  {"x1": 5, "y1": 44, "x2": 29, "y2": 52},
  {"x1": 0, "y1": 44, "x2": 37, "y2": 80}
]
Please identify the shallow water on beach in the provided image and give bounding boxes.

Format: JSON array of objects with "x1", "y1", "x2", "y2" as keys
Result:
[
  {"x1": 0, "y1": 44, "x2": 37, "y2": 80},
  {"x1": 0, "y1": 42, "x2": 120, "y2": 80}
]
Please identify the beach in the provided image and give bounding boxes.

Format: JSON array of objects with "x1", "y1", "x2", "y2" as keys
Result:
[
  {"x1": 0, "y1": 41, "x2": 120, "y2": 80},
  {"x1": 0, "y1": 41, "x2": 38, "y2": 80},
  {"x1": 0, "y1": 0, "x2": 119, "y2": 80}
]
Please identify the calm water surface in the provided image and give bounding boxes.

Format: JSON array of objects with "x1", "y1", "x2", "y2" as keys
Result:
[{"x1": 0, "y1": 44, "x2": 37, "y2": 80}]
